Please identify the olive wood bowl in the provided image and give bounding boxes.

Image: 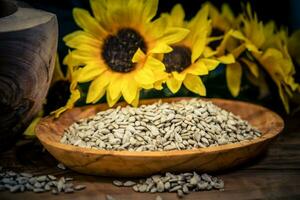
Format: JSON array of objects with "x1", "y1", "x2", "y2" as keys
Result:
[{"x1": 36, "y1": 98, "x2": 284, "y2": 177}]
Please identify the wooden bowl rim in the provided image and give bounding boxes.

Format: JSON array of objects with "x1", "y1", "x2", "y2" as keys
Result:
[{"x1": 36, "y1": 98, "x2": 284, "y2": 157}]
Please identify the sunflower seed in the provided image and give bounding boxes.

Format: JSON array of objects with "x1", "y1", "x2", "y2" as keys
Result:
[
  {"x1": 132, "y1": 185, "x2": 139, "y2": 192},
  {"x1": 156, "y1": 195, "x2": 163, "y2": 200},
  {"x1": 112, "y1": 180, "x2": 123, "y2": 187},
  {"x1": 177, "y1": 189, "x2": 184, "y2": 198},
  {"x1": 157, "y1": 180, "x2": 164, "y2": 192},
  {"x1": 64, "y1": 188, "x2": 74, "y2": 193},
  {"x1": 9, "y1": 185, "x2": 20, "y2": 193},
  {"x1": 201, "y1": 173, "x2": 212, "y2": 182},
  {"x1": 61, "y1": 99, "x2": 261, "y2": 152},
  {"x1": 57, "y1": 163, "x2": 66, "y2": 170},
  {"x1": 123, "y1": 181, "x2": 136, "y2": 187},
  {"x1": 106, "y1": 195, "x2": 116, "y2": 200},
  {"x1": 20, "y1": 173, "x2": 33, "y2": 178},
  {"x1": 36, "y1": 175, "x2": 47, "y2": 182},
  {"x1": 74, "y1": 185, "x2": 86, "y2": 190},
  {"x1": 197, "y1": 181, "x2": 208, "y2": 190},
  {"x1": 138, "y1": 184, "x2": 147, "y2": 192},
  {"x1": 52, "y1": 189, "x2": 58, "y2": 195},
  {"x1": 48, "y1": 175, "x2": 57, "y2": 180},
  {"x1": 33, "y1": 188, "x2": 45, "y2": 193}
]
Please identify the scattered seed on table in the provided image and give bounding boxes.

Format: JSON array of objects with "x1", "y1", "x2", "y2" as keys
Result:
[
  {"x1": 64, "y1": 188, "x2": 74, "y2": 193},
  {"x1": 0, "y1": 168, "x2": 85, "y2": 195},
  {"x1": 57, "y1": 163, "x2": 66, "y2": 170},
  {"x1": 9, "y1": 185, "x2": 20, "y2": 193},
  {"x1": 156, "y1": 195, "x2": 163, "y2": 200},
  {"x1": 106, "y1": 194, "x2": 116, "y2": 200},
  {"x1": 112, "y1": 180, "x2": 123, "y2": 187},
  {"x1": 33, "y1": 188, "x2": 45, "y2": 193},
  {"x1": 113, "y1": 171, "x2": 224, "y2": 198},
  {"x1": 123, "y1": 181, "x2": 136, "y2": 187},
  {"x1": 74, "y1": 185, "x2": 86, "y2": 191}
]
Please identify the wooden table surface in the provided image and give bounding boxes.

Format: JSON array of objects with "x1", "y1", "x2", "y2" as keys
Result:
[{"x1": 0, "y1": 113, "x2": 300, "y2": 200}]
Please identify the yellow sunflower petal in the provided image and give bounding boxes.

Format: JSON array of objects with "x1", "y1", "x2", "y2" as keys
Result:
[
  {"x1": 107, "y1": 74, "x2": 123, "y2": 101},
  {"x1": 23, "y1": 117, "x2": 41, "y2": 137},
  {"x1": 63, "y1": 51, "x2": 83, "y2": 67},
  {"x1": 172, "y1": 71, "x2": 187, "y2": 81},
  {"x1": 156, "y1": 27, "x2": 190, "y2": 45},
  {"x1": 226, "y1": 62, "x2": 242, "y2": 97},
  {"x1": 277, "y1": 81, "x2": 290, "y2": 113},
  {"x1": 86, "y1": 73, "x2": 110, "y2": 103},
  {"x1": 77, "y1": 63, "x2": 106, "y2": 82},
  {"x1": 145, "y1": 56, "x2": 165, "y2": 71},
  {"x1": 229, "y1": 30, "x2": 246, "y2": 40},
  {"x1": 24, "y1": 109, "x2": 43, "y2": 137},
  {"x1": 71, "y1": 49, "x2": 100, "y2": 62},
  {"x1": 221, "y1": 3, "x2": 234, "y2": 22},
  {"x1": 142, "y1": 0, "x2": 158, "y2": 22},
  {"x1": 245, "y1": 43, "x2": 261, "y2": 54},
  {"x1": 149, "y1": 43, "x2": 173, "y2": 54},
  {"x1": 107, "y1": 87, "x2": 122, "y2": 107},
  {"x1": 231, "y1": 44, "x2": 246, "y2": 58},
  {"x1": 64, "y1": 31, "x2": 101, "y2": 49},
  {"x1": 183, "y1": 74, "x2": 206, "y2": 96},
  {"x1": 135, "y1": 57, "x2": 163, "y2": 85},
  {"x1": 147, "y1": 15, "x2": 168, "y2": 38},
  {"x1": 201, "y1": 58, "x2": 220, "y2": 71},
  {"x1": 186, "y1": 61, "x2": 209, "y2": 75},
  {"x1": 166, "y1": 76, "x2": 182, "y2": 93},
  {"x1": 131, "y1": 89, "x2": 140, "y2": 107},
  {"x1": 170, "y1": 4, "x2": 185, "y2": 27},
  {"x1": 241, "y1": 58, "x2": 259, "y2": 77},
  {"x1": 153, "y1": 80, "x2": 164, "y2": 90},
  {"x1": 191, "y1": 31, "x2": 207, "y2": 63},
  {"x1": 122, "y1": 77, "x2": 138, "y2": 104},
  {"x1": 90, "y1": 0, "x2": 107, "y2": 22},
  {"x1": 135, "y1": 68, "x2": 156, "y2": 85},
  {"x1": 217, "y1": 54, "x2": 235, "y2": 64},
  {"x1": 203, "y1": 47, "x2": 217, "y2": 58},
  {"x1": 132, "y1": 48, "x2": 146, "y2": 63},
  {"x1": 73, "y1": 8, "x2": 106, "y2": 39}
]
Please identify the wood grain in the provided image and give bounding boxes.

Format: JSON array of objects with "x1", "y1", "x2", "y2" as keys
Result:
[
  {"x1": 35, "y1": 98, "x2": 284, "y2": 177},
  {"x1": 0, "y1": 0, "x2": 58, "y2": 151}
]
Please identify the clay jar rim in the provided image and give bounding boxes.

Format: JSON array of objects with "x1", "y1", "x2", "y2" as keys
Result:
[{"x1": 0, "y1": 0, "x2": 18, "y2": 18}]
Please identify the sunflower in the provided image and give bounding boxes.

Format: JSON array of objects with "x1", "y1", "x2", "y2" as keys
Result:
[
  {"x1": 204, "y1": 3, "x2": 260, "y2": 97},
  {"x1": 239, "y1": 4, "x2": 299, "y2": 112},
  {"x1": 208, "y1": 3, "x2": 299, "y2": 112},
  {"x1": 63, "y1": 0, "x2": 189, "y2": 107},
  {"x1": 158, "y1": 4, "x2": 220, "y2": 96}
]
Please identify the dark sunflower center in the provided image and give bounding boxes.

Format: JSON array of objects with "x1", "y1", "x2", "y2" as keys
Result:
[
  {"x1": 101, "y1": 28, "x2": 147, "y2": 73},
  {"x1": 163, "y1": 45, "x2": 192, "y2": 73}
]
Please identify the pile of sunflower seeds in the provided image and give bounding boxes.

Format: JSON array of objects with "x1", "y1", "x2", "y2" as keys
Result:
[
  {"x1": 112, "y1": 172, "x2": 224, "y2": 198},
  {"x1": 0, "y1": 166, "x2": 86, "y2": 194},
  {"x1": 61, "y1": 99, "x2": 261, "y2": 151}
]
